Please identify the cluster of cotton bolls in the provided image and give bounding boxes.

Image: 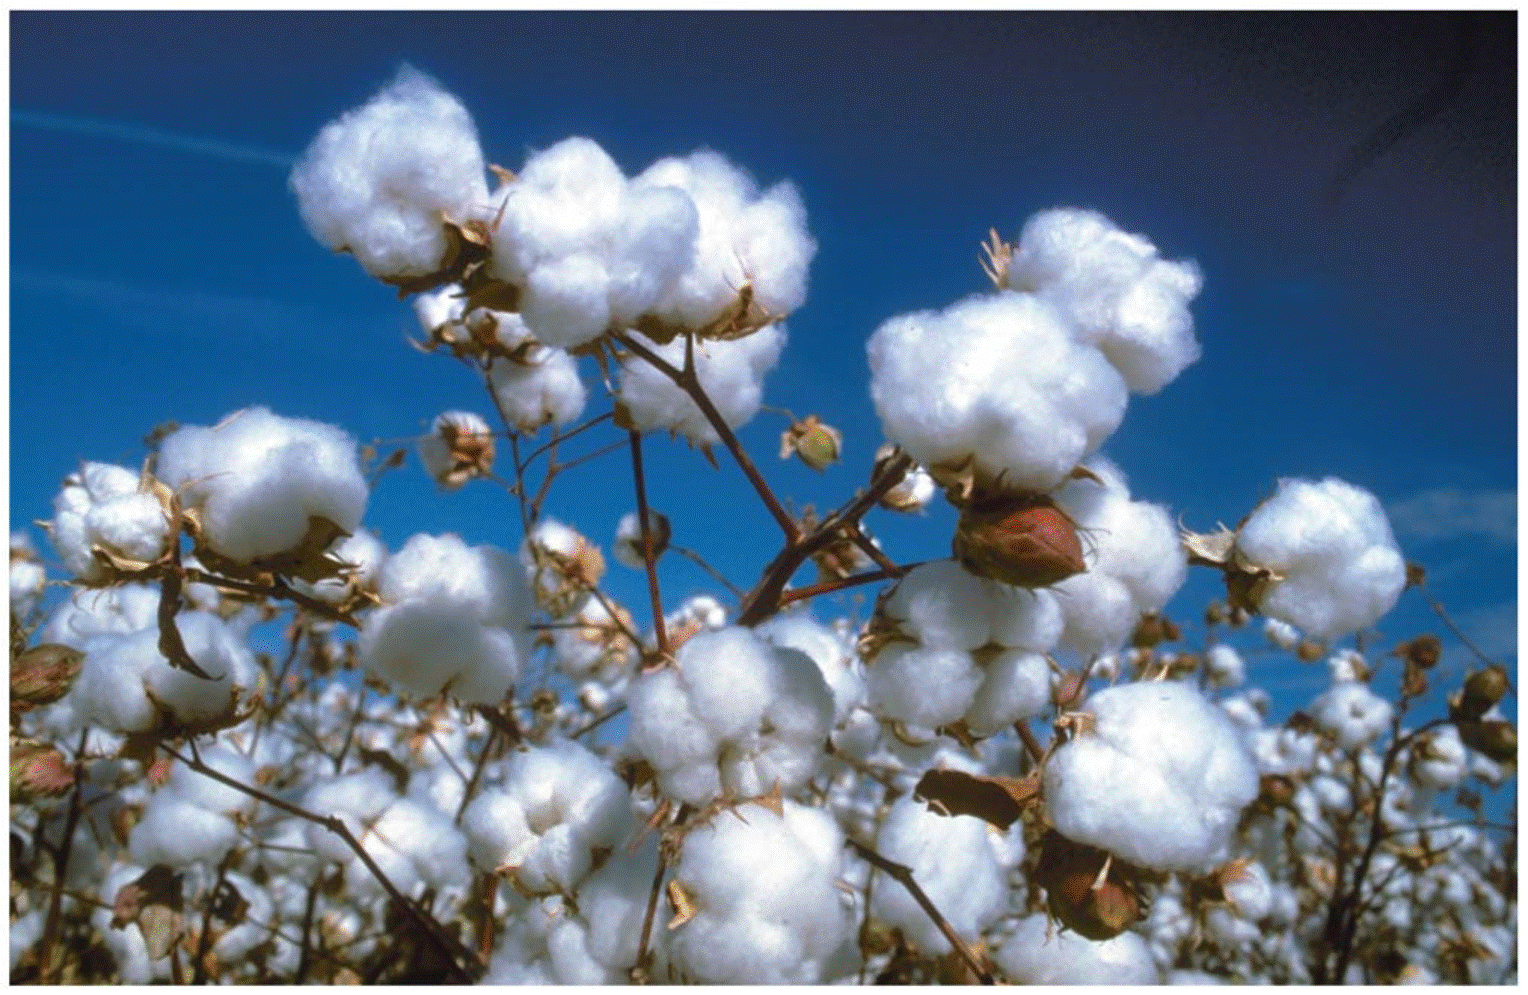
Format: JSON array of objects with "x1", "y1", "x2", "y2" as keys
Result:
[
  {"x1": 867, "y1": 208, "x2": 1200, "y2": 493},
  {"x1": 47, "y1": 462, "x2": 171, "y2": 580}
]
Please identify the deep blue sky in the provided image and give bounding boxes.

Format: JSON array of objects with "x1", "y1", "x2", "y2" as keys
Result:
[{"x1": 10, "y1": 11, "x2": 1516, "y2": 706}]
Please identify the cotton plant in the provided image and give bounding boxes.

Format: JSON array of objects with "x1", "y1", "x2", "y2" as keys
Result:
[{"x1": 12, "y1": 67, "x2": 1515, "y2": 989}]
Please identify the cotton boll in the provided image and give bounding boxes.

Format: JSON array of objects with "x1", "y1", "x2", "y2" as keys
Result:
[
  {"x1": 606, "y1": 184, "x2": 701, "y2": 326},
  {"x1": 362, "y1": 796, "x2": 471, "y2": 894},
  {"x1": 1410, "y1": 724, "x2": 1469, "y2": 790},
  {"x1": 1233, "y1": 478, "x2": 1407, "y2": 641},
  {"x1": 870, "y1": 796, "x2": 1014, "y2": 955},
  {"x1": 10, "y1": 552, "x2": 45, "y2": 619},
  {"x1": 40, "y1": 583, "x2": 159, "y2": 648},
  {"x1": 881, "y1": 559, "x2": 994, "y2": 650},
  {"x1": 520, "y1": 252, "x2": 614, "y2": 348},
  {"x1": 1308, "y1": 680, "x2": 1393, "y2": 750},
  {"x1": 868, "y1": 291, "x2": 1129, "y2": 493},
  {"x1": 1206, "y1": 644, "x2": 1246, "y2": 689},
  {"x1": 582, "y1": 841, "x2": 669, "y2": 976},
  {"x1": 128, "y1": 795, "x2": 239, "y2": 868},
  {"x1": 48, "y1": 463, "x2": 170, "y2": 581},
  {"x1": 864, "y1": 644, "x2": 982, "y2": 729},
  {"x1": 995, "y1": 912, "x2": 1160, "y2": 984},
  {"x1": 156, "y1": 407, "x2": 368, "y2": 567},
  {"x1": 756, "y1": 611, "x2": 865, "y2": 723},
  {"x1": 965, "y1": 649, "x2": 1052, "y2": 735},
  {"x1": 617, "y1": 325, "x2": 786, "y2": 446},
  {"x1": 1005, "y1": 207, "x2": 1202, "y2": 395},
  {"x1": 634, "y1": 150, "x2": 815, "y2": 331},
  {"x1": 417, "y1": 410, "x2": 494, "y2": 491},
  {"x1": 301, "y1": 768, "x2": 400, "y2": 865},
  {"x1": 414, "y1": 282, "x2": 466, "y2": 335},
  {"x1": 92, "y1": 863, "x2": 170, "y2": 983},
  {"x1": 490, "y1": 137, "x2": 628, "y2": 281},
  {"x1": 1264, "y1": 617, "x2": 1301, "y2": 650},
  {"x1": 488, "y1": 347, "x2": 588, "y2": 434},
  {"x1": 668, "y1": 800, "x2": 851, "y2": 983},
  {"x1": 1051, "y1": 570, "x2": 1137, "y2": 659},
  {"x1": 987, "y1": 585, "x2": 1064, "y2": 653},
  {"x1": 378, "y1": 532, "x2": 531, "y2": 626},
  {"x1": 1044, "y1": 680, "x2": 1259, "y2": 871},
  {"x1": 291, "y1": 66, "x2": 489, "y2": 282}
]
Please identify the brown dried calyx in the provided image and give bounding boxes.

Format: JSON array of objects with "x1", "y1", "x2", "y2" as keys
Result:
[
  {"x1": 1034, "y1": 829, "x2": 1148, "y2": 941},
  {"x1": 952, "y1": 490, "x2": 1086, "y2": 589}
]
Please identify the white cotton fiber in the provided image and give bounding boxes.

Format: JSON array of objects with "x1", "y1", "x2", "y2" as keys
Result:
[
  {"x1": 633, "y1": 149, "x2": 815, "y2": 330},
  {"x1": 617, "y1": 325, "x2": 785, "y2": 446},
  {"x1": 156, "y1": 407, "x2": 367, "y2": 566},
  {"x1": 756, "y1": 611, "x2": 865, "y2": 723},
  {"x1": 625, "y1": 626, "x2": 833, "y2": 806},
  {"x1": 965, "y1": 649, "x2": 1053, "y2": 735},
  {"x1": 1044, "y1": 680, "x2": 1258, "y2": 871},
  {"x1": 127, "y1": 794, "x2": 239, "y2": 869},
  {"x1": 870, "y1": 795, "x2": 1016, "y2": 954},
  {"x1": 488, "y1": 347, "x2": 588, "y2": 434},
  {"x1": 868, "y1": 291, "x2": 1128, "y2": 493},
  {"x1": 41, "y1": 584, "x2": 160, "y2": 648},
  {"x1": 1308, "y1": 680, "x2": 1393, "y2": 750},
  {"x1": 883, "y1": 559, "x2": 994, "y2": 650},
  {"x1": 291, "y1": 65, "x2": 490, "y2": 281},
  {"x1": 1233, "y1": 477, "x2": 1407, "y2": 641},
  {"x1": 667, "y1": 801, "x2": 852, "y2": 983},
  {"x1": 1005, "y1": 207, "x2": 1202, "y2": 395},
  {"x1": 996, "y1": 912, "x2": 1160, "y2": 984},
  {"x1": 864, "y1": 643, "x2": 981, "y2": 729},
  {"x1": 49, "y1": 463, "x2": 171, "y2": 581}
]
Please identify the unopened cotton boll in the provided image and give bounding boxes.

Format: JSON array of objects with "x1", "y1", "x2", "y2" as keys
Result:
[
  {"x1": 1233, "y1": 477, "x2": 1407, "y2": 642},
  {"x1": 1005, "y1": 207, "x2": 1203, "y2": 395},
  {"x1": 870, "y1": 796, "x2": 1017, "y2": 955},
  {"x1": 488, "y1": 347, "x2": 588, "y2": 433},
  {"x1": 995, "y1": 912, "x2": 1160, "y2": 984},
  {"x1": 666, "y1": 801, "x2": 852, "y2": 984},
  {"x1": 868, "y1": 291, "x2": 1128, "y2": 493},
  {"x1": 156, "y1": 407, "x2": 368, "y2": 567},
  {"x1": 616, "y1": 325, "x2": 785, "y2": 446},
  {"x1": 291, "y1": 66, "x2": 490, "y2": 282},
  {"x1": 625, "y1": 626, "x2": 833, "y2": 805},
  {"x1": 1308, "y1": 679, "x2": 1393, "y2": 750},
  {"x1": 1044, "y1": 680, "x2": 1259, "y2": 871}
]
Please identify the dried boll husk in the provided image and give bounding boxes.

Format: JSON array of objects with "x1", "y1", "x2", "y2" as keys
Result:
[
  {"x1": 952, "y1": 492, "x2": 1086, "y2": 589},
  {"x1": 1034, "y1": 829, "x2": 1145, "y2": 941}
]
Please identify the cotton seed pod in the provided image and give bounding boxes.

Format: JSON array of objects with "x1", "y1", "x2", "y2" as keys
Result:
[
  {"x1": 11, "y1": 741, "x2": 74, "y2": 801},
  {"x1": 1453, "y1": 665, "x2": 1510, "y2": 722},
  {"x1": 1034, "y1": 829, "x2": 1143, "y2": 941},
  {"x1": 952, "y1": 493, "x2": 1085, "y2": 589},
  {"x1": 1456, "y1": 719, "x2": 1516, "y2": 765},
  {"x1": 11, "y1": 643, "x2": 85, "y2": 713},
  {"x1": 1130, "y1": 613, "x2": 1180, "y2": 649},
  {"x1": 1394, "y1": 634, "x2": 1443, "y2": 670},
  {"x1": 779, "y1": 415, "x2": 842, "y2": 472}
]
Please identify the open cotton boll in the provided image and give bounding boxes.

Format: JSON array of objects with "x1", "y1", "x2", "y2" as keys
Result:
[
  {"x1": 1233, "y1": 477, "x2": 1407, "y2": 641},
  {"x1": 882, "y1": 559, "x2": 993, "y2": 650},
  {"x1": 1206, "y1": 644, "x2": 1247, "y2": 689},
  {"x1": 965, "y1": 648, "x2": 1053, "y2": 735},
  {"x1": 128, "y1": 793, "x2": 239, "y2": 869},
  {"x1": 164, "y1": 744, "x2": 257, "y2": 818},
  {"x1": 667, "y1": 800, "x2": 852, "y2": 984},
  {"x1": 625, "y1": 626, "x2": 833, "y2": 806},
  {"x1": 48, "y1": 463, "x2": 171, "y2": 581},
  {"x1": 417, "y1": 410, "x2": 494, "y2": 490},
  {"x1": 490, "y1": 137, "x2": 629, "y2": 282},
  {"x1": 606, "y1": 184, "x2": 702, "y2": 327},
  {"x1": 67, "y1": 610, "x2": 257, "y2": 735},
  {"x1": 1045, "y1": 680, "x2": 1259, "y2": 871},
  {"x1": 1005, "y1": 207, "x2": 1202, "y2": 395},
  {"x1": 92, "y1": 863, "x2": 170, "y2": 984},
  {"x1": 995, "y1": 912, "x2": 1160, "y2": 984},
  {"x1": 1308, "y1": 680, "x2": 1393, "y2": 750},
  {"x1": 488, "y1": 347, "x2": 588, "y2": 434},
  {"x1": 617, "y1": 325, "x2": 785, "y2": 446},
  {"x1": 864, "y1": 643, "x2": 982, "y2": 729},
  {"x1": 156, "y1": 407, "x2": 367, "y2": 566},
  {"x1": 293, "y1": 528, "x2": 387, "y2": 604},
  {"x1": 377, "y1": 532, "x2": 531, "y2": 624},
  {"x1": 1410, "y1": 724, "x2": 1469, "y2": 790},
  {"x1": 633, "y1": 149, "x2": 815, "y2": 330},
  {"x1": 868, "y1": 291, "x2": 1128, "y2": 493},
  {"x1": 41, "y1": 584, "x2": 161, "y2": 648},
  {"x1": 349, "y1": 795, "x2": 470, "y2": 897},
  {"x1": 301, "y1": 768, "x2": 399, "y2": 865},
  {"x1": 756, "y1": 611, "x2": 865, "y2": 723},
  {"x1": 362, "y1": 598, "x2": 526, "y2": 704},
  {"x1": 291, "y1": 65, "x2": 489, "y2": 282},
  {"x1": 462, "y1": 739, "x2": 632, "y2": 894},
  {"x1": 871, "y1": 795, "x2": 1016, "y2": 955}
]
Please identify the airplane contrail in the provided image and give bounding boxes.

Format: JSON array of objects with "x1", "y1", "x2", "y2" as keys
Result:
[{"x1": 11, "y1": 108, "x2": 296, "y2": 170}]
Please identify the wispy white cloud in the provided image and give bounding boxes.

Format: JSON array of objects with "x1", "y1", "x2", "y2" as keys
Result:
[
  {"x1": 12, "y1": 108, "x2": 295, "y2": 170},
  {"x1": 1387, "y1": 487, "x2": 1516, "y2": 545}
]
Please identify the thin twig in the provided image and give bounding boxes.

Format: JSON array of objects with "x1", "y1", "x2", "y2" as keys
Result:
[
  {"x1": 37, "y1": 729, "x2": 90, "y2": 984},
  {"x1": 517, "y1": 411, "x2": 616, "y2": 472},
  {"x1": 629, "y1": 430, "x2": 669, "y2": 657},
  {"x1": 778, "y1": 561, "x2": 925, "y2": 609},
  {"x1": 846, "y1": 837, "x2": 993, "y2": 984},
  {"x1": 670, "y1": 544, "x2": 746, "y2": 599},
  {"x1": 573, "y1": 703, "x2": 628, "y2": 740},
  {"x1": 293, "y1": 878, "x2": 322, "y2": 984}
]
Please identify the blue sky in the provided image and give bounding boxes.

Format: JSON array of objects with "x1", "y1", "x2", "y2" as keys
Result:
[{"x1": 10, "y1": 11, "x2": 1516, "y2": 715}]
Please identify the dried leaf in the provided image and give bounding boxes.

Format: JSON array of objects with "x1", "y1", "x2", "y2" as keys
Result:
[
  {"x1": 112, "y1": 865, "x2": 184, "y2": 960},
  {"x1": 913, "y1": 768, "x2": 1041, "y2": 830},
  {"x1": 1180, "y1": 526, "x2": 1238, "y2": 567}
]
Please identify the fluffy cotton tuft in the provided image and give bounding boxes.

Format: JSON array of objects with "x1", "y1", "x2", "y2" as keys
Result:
[
  {"x1": 1044, "y1": 680, "x2": 1258, "y2": 871},
  {"x1": 995, "y1": 912, "x2": 1160, "y2": 984},
  {"x1": 461, "y1": 739, "x2": 632, "y2": 894},
  {"x1": 48, "y1": 463, "x2": 172, "y2": 581},
  {"x1": 156, "y1": 407, "x2": 367, "y2": 566},
  {"x1": 870, "y1": 796, "x2": 1019, "y2": 954},
  {"x1": 1233, "y1": 477, "x2": 1407, "y2": 641},
  {"x1": 488, "y1": 347, "x2": 589, "y2": 433},
  {"x1": 667, "y1": 800, "x2": 852, "y2": 983},
  {"x1": 625, "y1": 626, "x2": 833, "y2": 805},
  {"x1": 291, "y1": 66, "x2": 490, "y2": 281},
  {"x1": 360, "y1": 533, "x2": 533, "y2": 704},
  {"x1": 616, "y1": 325, "x2": 786, "y2": 446},
  {"x1": 417, "y1": 410, "x2": 494, "y2": 490},
  {"x1": 1308, "y1": 679, "x2": 1394, "y2": 750},
  {"x1": 1005, "y1": 207, "x2": 1203, "y2": 394},
  {"x1": 868, "y1": 291, "x2": 1128, "y2": 492}
]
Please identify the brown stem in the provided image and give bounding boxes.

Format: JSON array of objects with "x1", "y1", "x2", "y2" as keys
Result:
[
  {"x1": 573, "y1": 703, "x2": 628, "y2": 740},
  {"x1": 670, "y1": 544, "x2": 746, "y2": 599},
  {"x1": 614, "y1": 330, "x2": 799, "y2": 542},
  {"x1": 37, "y1": 729, "x2": 90, "y2": 984},
  {"x1": 293, "y1": 878, "x2": 322, "y2": 984},
  {"x1": 631, "y1": 803, "x2": 690, "y2": 984},
  {"x1": 779, "y1": 561, "x2": 925, "y2": 609},
  {"x1": 628, "y1": 430, "x2": 670, "y2": 658},
  {"x1": 161, "y1": 744, "x2": 483, "y2": 983},
  {"x1": 846, "y1": 837, "x2": 993, "y2": 984},
  {"x1": 191, "y1": 854, "x2": 235, "y2": 984},
  {"x1": 454, "y1": 726, "x2": 502, "y2": 825},
  {"x1": 1014, "y1": 721, "x2": 1047, "y2": 768},
  {"x1": 517, "y1": 410, "x2": 615, "y2": 472}
]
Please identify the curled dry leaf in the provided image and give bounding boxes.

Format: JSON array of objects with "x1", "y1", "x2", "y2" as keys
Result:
[{"x1": 912, "y1": 767, "x2": 1041, "y2": 830}]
